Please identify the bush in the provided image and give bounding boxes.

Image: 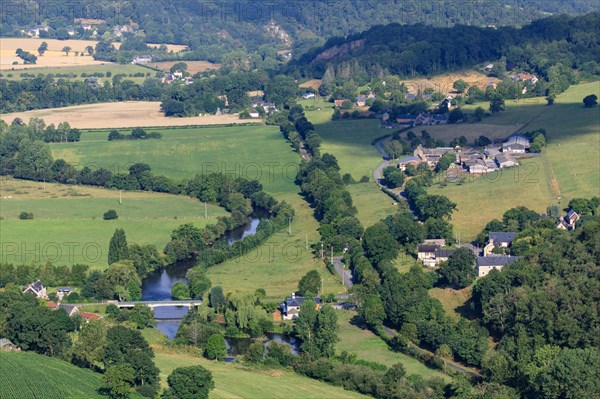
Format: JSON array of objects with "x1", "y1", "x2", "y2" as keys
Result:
[
  {"x1": 103, "y1": 209, "x2": 118, "y2": 220},
  {"x1": 19, "y1": 212, "x2": 34, "y2": 220},
  {"x1": 204, "y1": 334, "x2": 227, "y2": 360},
  {"x1": 359, "y1": 175, "x2": 370, "y2": 183}
]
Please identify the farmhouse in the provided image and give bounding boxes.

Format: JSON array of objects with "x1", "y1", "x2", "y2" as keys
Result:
[
  {"x1": 414, "y1": 145, "x2": 456, "y2": 167},
  {"x1": 356, "y1": 95, "x2": 367, "y2": 106},
  {"x1": 397, "y1": 155, "x2": 421, "y2": 171},
  {"x1": 22, "y1": 281, "x2": 47, "y2": 299},
  {"x1": 483, "y1": 231, "x2": 517, "y2": 255},
  {"x1": 58, "y1": 304, "x2": 80, "y2": 317},
  {"x1": 502, "y1": 135, "x2": 531, "y2": 153},
  {"x1": 417, "y1": 242, "x2": 455, "y2": 267},
  {"x1": 281, "y1": 293, "x2": 321, "y2": 320},
  {"x1": 557, "y1": 209, "x2": 580, "y2": 230},
  {"x1": 132, "y1": 55, "x2": 152, "y2": 64},
  {"x1": 57, "y1": 287, "x2": 73, "y2": 301},
  {"x1": 495, "y1": 153, "x2": 519, "y2": 168},
  {"x1": 477, "y1": 256, "x2": 522, "y2": 277}
]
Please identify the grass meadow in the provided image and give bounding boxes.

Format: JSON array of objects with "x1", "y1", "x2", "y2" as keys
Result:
[
  {"x1": 1, "y1": 64, "x2": 153, "y2": 82},
  {"x1": 0, "y1": 178, "x2": 228, "y2": 267},
  {"x1": 51, "y1": 124, "x2": 299, "y2": 194},
  {"x1": 335, "y1": 310, "x2": 450, "y2": 381}
]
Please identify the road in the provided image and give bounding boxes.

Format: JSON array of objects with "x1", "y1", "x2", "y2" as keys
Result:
[
  {"x1": 381, "y1": 326, "x2": 483, "y2": 380},
  {"x1": 373, "y1": 135, "x2": 404, "y2": 197},
  {"x1": 332, "y1": 256, "x2": 353, "y2": 288}
]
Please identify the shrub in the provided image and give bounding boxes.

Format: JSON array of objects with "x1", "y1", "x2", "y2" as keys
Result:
[
  {"x1": 103, "y1": 209, "x2": 118, "y2": 220},
  {"x1": 19, "y1": 212, "x2": 34, "y2": 220}
]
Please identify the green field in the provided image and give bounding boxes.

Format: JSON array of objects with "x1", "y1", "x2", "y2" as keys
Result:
[
  {"x1": 206, "y1": 191, "x2": 346, "y2": 299},
  {"x1": 153, "y1": 351, "x2": 370, "y2": 399},
  {"x1": 431, "y1": 81, "x2": 600, "y2": 239},
  {"x1": 335, "y1": 310, "x2": 450, "y2": 381},
  {"x1": 0, "y1": 178, "x2": 228, "y2": 267},
  {"x1": 1, "y1": 64, "x2": 153, "y2": 83},
  {"x1": 51, "y1": 124, "x2": 299, "y2": 194},
  {"x1": 0, "y1": 351, "x2": 105, "y2": 399},
  {"x1": 346, "y1": 183, "x2": 399, "y2": 227}
]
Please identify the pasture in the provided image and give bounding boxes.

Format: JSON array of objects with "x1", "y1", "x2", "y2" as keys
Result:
[
  {"x1": 0, "y1": 64, "x2": 153, "y2": 83},
  {"x1": 0, "y1": 178, "x2": 228, "y2": 267},
  {"x1": 1, "y1": 102, "x2": 258, "y2": 129},
  {"x1": 50, "y1": 124, "x2": 297, "y2": 194},
  {"x1": 347, "y1": 183, "x2": 399, "y2": 227},
  {"x1": 206, "y1": 191, "x2": 346, "y2": 299},
  {"x1": 0, "y1": 351, "x2": 105, "y2": 399},
  {"x1": 152, "y1": 349, "x2": 370, "y2": 398},
  {"x1": 335, "y1": 310, "x2": 450, "y2": 380}
]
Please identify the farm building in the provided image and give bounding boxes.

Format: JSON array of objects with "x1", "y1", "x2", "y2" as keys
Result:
[
  {"x1": 502, "y1": 135, "x2": 531, "y2": 153},
  {"x1": 495, "y1": 153, "x2": 519, "y2": 168},
  {"x1": 397, "y1": 155, "x2": 421, "y2": 171},
  {"x1": 483, "y1": 231, "x2": 517, "y2": 255},
  {"x1": 477, "y1": 256, "x2": 522, "y2": 277},
  {"x1": 0, "y1": 338, "x2": 19, "y2": 351},
  {"x1": 281, "y1": 293, "x2": 321, "y2": 320},
  {"x1": 22, "y1": 281, "x2": 47, "y2": 299}
]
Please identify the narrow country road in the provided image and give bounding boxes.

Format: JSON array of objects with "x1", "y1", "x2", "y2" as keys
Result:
[
  {"x1": 373, "y1": 135, "x2": 404, "y2": 197},
  {"x1": 332, "y1": 256, "x2": 353, "y2": 288}
]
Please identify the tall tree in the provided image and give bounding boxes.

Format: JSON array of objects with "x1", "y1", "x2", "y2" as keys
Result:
[
  {"x1": 298, "y1": 270, "x2": 322, "y2": 297},
  {"x1": 108, "y1": 229, "x2": 129, "y2": 265},
  {"x1": 438, "y1": 248, "x2": 477, "y2": 288},
  {"x1": 162, "y1": 365, "x2": 214, "y2": 399}
]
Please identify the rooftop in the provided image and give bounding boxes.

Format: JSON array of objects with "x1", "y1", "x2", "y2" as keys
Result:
[
  {"x1": 477, "y1": 256, "x2": 522, "y2": 267},
  {"x1": 489, "y1": 231, "x2": 517, "y2": 244}
]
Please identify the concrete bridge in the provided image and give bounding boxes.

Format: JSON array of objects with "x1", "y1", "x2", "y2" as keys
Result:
[{"x1": 116, "y1": 300, "x2": 202, "y2": 309}]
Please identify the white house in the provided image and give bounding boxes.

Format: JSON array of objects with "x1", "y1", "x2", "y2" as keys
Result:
[
  {"x1": 22, "y1": 281, "x2": 47, "y2": 299},
  {"x1": 477, "y1": 256, "x2": 521, "y2": 277}
]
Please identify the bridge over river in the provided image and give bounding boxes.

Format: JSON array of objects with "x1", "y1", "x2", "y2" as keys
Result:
[{"x1": 115, "y1": 300, "x2": 202, "y2": 309}]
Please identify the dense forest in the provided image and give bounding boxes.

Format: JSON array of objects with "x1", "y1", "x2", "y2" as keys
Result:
[
  {"x1": 1, "y1": 1, "x2": 598, "y2": 62},
  {"x1": 291, "y1": 12, "x2": 600, "y2": 84}
]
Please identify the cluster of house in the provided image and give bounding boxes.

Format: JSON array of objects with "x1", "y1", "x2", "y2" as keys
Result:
[
  {"x1": 21, "y1": 281, "x2": 102, "y2": 321},
  {"x1": 21, "y1": 25, "x2": 49, "y2": 38},
  {"x1": 21, "y1": 20, "x2": 135, "y2": 39},
  {"x1": 333, "y1": 92, "x2": 377, "y2": 108},
  {"x1": 248, "y1": 100, "x2": 278, "y2": 118},
  {"x1": 397, "y1": 134, "x2": 530, "y2": 174},
  {"x1": 417, "y1": 233, "x2": 522, "y2": 277},
  {"x1": 280, "y1": 293, "x2": 321, "y2": 320},
  {"x1": 161, "y1": 70, "x2": 194, "y2": 85}
]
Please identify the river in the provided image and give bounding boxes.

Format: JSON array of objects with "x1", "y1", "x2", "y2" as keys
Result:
[{"x1": 141, "y1": 214, "x2": 264, "y2": 340}]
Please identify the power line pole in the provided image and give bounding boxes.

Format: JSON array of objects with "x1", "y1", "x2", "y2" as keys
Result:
[
  {"x1": 119, "y1": 189, "x2": 122, "y2": 205},
  {"x1": 204, "y1": 202, "x2": 207, "y2": 219}
]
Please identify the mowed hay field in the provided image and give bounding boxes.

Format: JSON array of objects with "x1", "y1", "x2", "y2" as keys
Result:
[
  {"x1": 430, "y1": 81, "x2": 600, "y2": 240},
  {"x1": 0, "y1": 178, "x2": 228, "y2": 267},
  {"x1": 1, "y1": 102, "x2": 259, "y2": 129},
  {"x1": 400, "y1": 69, "x2": 500, "y2": 94},
  {"x1": 152, "y1": 60, "x2": 221, "y2": 74},
  {"x1": 335, "y1": 310, "x2": 450, "y2": 381},
  {"x1": 0, "y1": 351, "x2": 105, "y2": 399},
  {"x1": 0, "y1": 38, "x2": 186, "y2": 69},
  {"x1": 413, "y1": 123, "x2": 521, "y2": 143}
]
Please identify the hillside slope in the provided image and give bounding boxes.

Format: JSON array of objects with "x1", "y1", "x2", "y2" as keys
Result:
[{"x1": 0, "y1": 351, "x2": 104, "y2": 399}]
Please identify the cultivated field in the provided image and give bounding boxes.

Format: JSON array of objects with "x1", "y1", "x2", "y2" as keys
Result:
[
  {"x1": 1, "y1": 102, "x2": 259, "y2": 129},
  {"x1": 401, "y1": 69, "x2": 500, "y2": 94},
  {"x1": 0, "y1": 351, "x2": 105, "y2": 399},
  {"x1": 0, "y1": 178, "x2": 228, "y2": 267},
  {"x1": 299, "y1": 79, "x2": 322, "y2": 90},
  {"x1": 0, "y1": 38, "x2": 186, "y2": 70},
  {"x1": 152, "y1": 60, "x2": 221, "y2": 74},
  {"x1": 335, "y1": 310, "x2": 450, "y2": 380}
]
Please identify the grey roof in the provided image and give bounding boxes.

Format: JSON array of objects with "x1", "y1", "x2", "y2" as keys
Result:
[
  {"x1": 58, "y1": 304, "x2": 78, "y2": 314},
  {"x1": 285, "y1": 296, "x2": 320, "y2": 308},
  {"x1": 489, "y1": 232, "x2": 517, "y2": 244},
  {"x1": 399, "y1": 156, "x2": 420, "y2": 163},
  {"x1": 477, "y1": 256, "x2": 522, "y2": 267},
  {"x1": 495, "y1": 153, "x2": 516, "y2": 163},
  {"x1": 435, "y1": 249, "x2": 456, "y2": 258},
  {"x1": 418, "y1": 244, "x2": 439, "y2": 253},
  {"x1": 504, "y1": 135, "x2": 531, "y2": 147}
]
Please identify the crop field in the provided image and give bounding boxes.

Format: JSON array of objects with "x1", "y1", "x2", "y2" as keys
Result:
[
  {"x1": 152, "y1": 350, "x2": 369, "y2": 398},
  {"x1": 0, "y1": 351, "x2": 104, "y2": 399},
  {"x1": 335, "y1": 310, "x2": 450, "y2": 381},
  {"x1": 1, "y1": 101, "x2": 258, "y2": 129},
  {"x1": 0, "y1": 38, "x2": 185, "y2": 70},
  {"x1": 0, "y1": 64, "x2": 153, "y2": 82},
  {"x1": 400, "y1": 69, "x2": 500, "y2": 94},
  {"x1": 0, "y1": 178, "x2": 228, "y2": 267},
  {"x1": 431, "y1": 81, "x2": 600, "y2": 240},
  {"x1": 152, "y1": 60, "x2": 221, "y2": 74}
]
